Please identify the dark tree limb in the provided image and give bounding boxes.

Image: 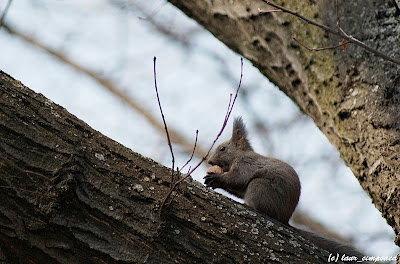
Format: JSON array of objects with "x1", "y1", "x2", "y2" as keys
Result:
[{"x1": 0, "y1": 71, "x2": 337, "y2": 263}]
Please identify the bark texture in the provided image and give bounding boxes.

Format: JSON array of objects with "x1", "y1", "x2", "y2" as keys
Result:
[
  {"x1": 167, "y1": 0, "x2": 400, "y2": 247},
  {"x1": 0, "y1": 71, "x2": 337, "y2": 263}
]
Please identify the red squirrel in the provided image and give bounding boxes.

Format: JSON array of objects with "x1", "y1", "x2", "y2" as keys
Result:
[{"x1": 204, "y1": 117, "x2": 366, "y2": 260}]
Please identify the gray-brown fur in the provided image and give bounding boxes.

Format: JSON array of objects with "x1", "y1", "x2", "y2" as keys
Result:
[
  {"x1": 204, "y1": 117, "x2": 367, "y2": 262},
  {"x1": 205, "y1": 117, "x2": 300, "y2": 224}
]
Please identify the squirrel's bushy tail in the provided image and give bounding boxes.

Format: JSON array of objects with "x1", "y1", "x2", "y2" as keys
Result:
[{"x1": 296, "y1": 228, "x2": 369, "y2": 263}]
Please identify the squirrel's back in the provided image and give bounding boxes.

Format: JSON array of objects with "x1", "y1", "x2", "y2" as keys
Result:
[{"x1": 241, "y1": 154, "x2": 301, "y2": 224}]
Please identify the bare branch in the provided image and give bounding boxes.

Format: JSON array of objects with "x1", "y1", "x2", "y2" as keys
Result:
[
  {"x1": 257, "y1": 8, "x2": 282, "y2": 14},
  {"x1": 335, "y1": 0, "x2": 340, "y2": 31},
  {"x1": 180, "y1": 130, "x2": 199, "y2": 172},
  {"x1": 292, "y1": 36, "x2": 350, "y2": 52},
  {"x1": 201, "y1": 57, "x2": 243, "y2": 165},
  {"x1": 260, "y1": 0, "x2": 400, "y2": 65},
  {"x1": 153, "y1": 57, "x2": 175, "y2": 179}
]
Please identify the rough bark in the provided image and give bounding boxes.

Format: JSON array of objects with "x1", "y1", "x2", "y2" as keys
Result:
[
  {"x1": 0, "y1": 71, "x2": 339, "y2": 263},
  {"x1": 167, "y1": 0, "x2": 400, "y2": 248}
]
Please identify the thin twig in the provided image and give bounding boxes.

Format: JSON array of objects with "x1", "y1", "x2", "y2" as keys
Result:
[
  {"x1": 261, "y1": 0, "x2": 400, "y2": 65},
  {"x1": 292, "y1": 36, "x2": 349, "y2": 52},
  {"x1": 180, "y1": 130, "x2": 199, "y2": 172},
  {"x1": 257, "y1": 8, "x2": 282, "y2": 14},
  {"x1": 153, "y1": 57, "x2": 175, "y2": 180},
  {"x1": 0, "y1": 0, "x2": 13, "y2": 28},
  {"x1": 335, "y1": 0, "x2": 340, "y2": 31},
  {"x1": 159, "y1": 57, "x2": 244, "y2": 212}
]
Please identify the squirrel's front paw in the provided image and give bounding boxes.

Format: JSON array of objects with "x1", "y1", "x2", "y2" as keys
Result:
[
  {"x1": 204, "y1": 174, "x2": 223, "y2": 189},
  {"x1": 204, "y1": 165, "x2": 224, "y2": 189}
]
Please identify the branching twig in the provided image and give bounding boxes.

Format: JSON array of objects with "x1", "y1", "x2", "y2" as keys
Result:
[
  {"x1": 260, "y1": 0, "x2": 400, "y2": 65},
  {"x1": 158, "y1": 57, "x2": 244, "y2": 213},
  {"x1": 180, "y1": 130, "x2": 198, "y2": 172},
  {"x1": 0, "y1": 0, "x2": 13, "y2": 28},
  {"x1": 292, "y1": 37, "x2": 349, "y2": 52}
]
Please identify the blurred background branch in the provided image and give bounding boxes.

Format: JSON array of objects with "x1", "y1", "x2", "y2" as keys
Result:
[
  {"x1": 0, "y1": 0, "x2": 13, "y2": 27},
  {"x1": 2, "y1": 22, "x2": 207, "y2": 159}
]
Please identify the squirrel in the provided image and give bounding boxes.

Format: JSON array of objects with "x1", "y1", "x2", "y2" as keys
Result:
[{"x1": 204, "y1": 117, "x2": 366, "y2": 261}]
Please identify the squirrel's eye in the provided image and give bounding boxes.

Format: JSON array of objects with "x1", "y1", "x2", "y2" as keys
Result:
[{"x1": 219, "y1": 146, "x2": 226, "y2": 151}]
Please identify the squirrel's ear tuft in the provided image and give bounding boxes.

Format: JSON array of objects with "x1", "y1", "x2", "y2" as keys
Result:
[
  {"x1": 233, "y1": 117, "x2": 246, "y2": 133},
  {"x1": 232, "y1": 117, "x2": 253, "y2": 151}
]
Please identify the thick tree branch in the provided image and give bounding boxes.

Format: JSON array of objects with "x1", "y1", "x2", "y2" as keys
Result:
[
  {"x1": 2, "y1": 14, "x2": 349, "y2": 247},
  {"x1": 0, "y1": 70, "x2": 336, "y2": 263}
]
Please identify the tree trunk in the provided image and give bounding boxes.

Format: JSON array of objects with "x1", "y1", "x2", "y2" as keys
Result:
[
  {"x1": 0, "y1": 71, "x2": 337, "y2": 263},
  {"x1": 167, "y1": 0, "x2": 400, "y2": 248}
]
